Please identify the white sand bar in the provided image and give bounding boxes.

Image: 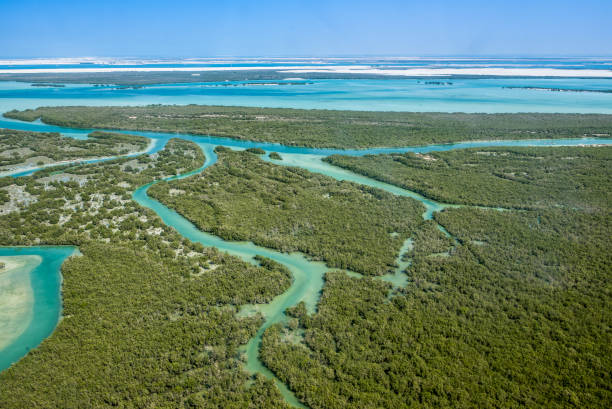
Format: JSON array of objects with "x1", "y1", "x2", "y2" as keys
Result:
[
  {"x1": 280, "y1": 67, "x2": 612, "y2": 78},
  {"x1": 0, "y1": 66, "x2": 611, "y2": 77}
]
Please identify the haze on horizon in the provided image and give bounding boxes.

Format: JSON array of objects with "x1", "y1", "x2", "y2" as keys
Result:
[{"x1": 1, "y1": 0, "x2": 611, "y2": 58}]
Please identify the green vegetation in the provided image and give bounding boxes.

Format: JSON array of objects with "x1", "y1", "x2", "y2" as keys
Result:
[
  {"x1": 245, "y1": 147, "x2": 266, "y2": 154},
  {"x1": 255, "y1": 146, "x2": 611, "y2": 408},
  {"x1": 503, "y1": 86, "x2": 612, "y2": 93},
  {"x1": 261, "y1": 206, "x2": 611, "y2": 408},
  {"x1": 30, "y1": 83, "x2": 66, "y2": 88},
  {"x1": 1, "y1": 242, "x2": 290, "y2": 408},
  {"x1": 0, "y1": 188, "x2": 8, "y2": 205},
  {"x1": 0, "y1": 129, "x2": 149, "y2": 173},
  {"x1": 7, "y1": 105, "x2": 612, "y2": 148},
  {"x1": 1, "y1": 116, "x2": 610, "y2": 408},
  {"x1": 269, "y1": 152, "x2": 282, "y2": 160},
  {"x1": 0, "y1": 134, "x2": 291, "y2": 408},
  {"x1": 0, "y1": 70, "x2": 413, "y2": 86},
  {"x1": 149, "y1": 149, "x2": 423, "y2": 275},
  {"x1": 326, "y1": 146, "x2": 612, "y2": 209}
]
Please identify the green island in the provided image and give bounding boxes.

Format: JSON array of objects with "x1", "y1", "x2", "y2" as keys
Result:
[
  {"x1": 7, "y1": 105, "x2": 612, "y2": 148},
  {"x1": 0, "y1": 70, "x2": 421, "y2": 86},
  {"x1": 0, "y1": 128, "x2": 149, "y2": 175},
  {"x1": 269, "y1": 152, "x2": 283, "y2": 160},
  {"x1": 0, "y1": 106, "x2": 610, "y2": 409}
]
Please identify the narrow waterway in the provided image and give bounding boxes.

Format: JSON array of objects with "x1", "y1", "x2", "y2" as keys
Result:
[
  {"x1": 130, "y1": 141, "x2": 465, "y2": 407},
  {"x1": 132, "y1": 144, "x2": 324, "y2": 408}
]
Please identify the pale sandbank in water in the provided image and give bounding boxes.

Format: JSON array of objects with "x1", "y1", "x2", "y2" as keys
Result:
[{"x1": 0, "y1": 255, "x2": 42, "y2": 350}]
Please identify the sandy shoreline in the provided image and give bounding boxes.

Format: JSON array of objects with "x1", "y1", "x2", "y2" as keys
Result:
[
  {"x1": 0, "y1": 255, "x2": 42, "y2": 276},
  {"x1": 0, "y1": 65, "x2": 611, "y2": 78},
  {"x1": 0, "y1": 256, "x2": 30, "y2": 274}
]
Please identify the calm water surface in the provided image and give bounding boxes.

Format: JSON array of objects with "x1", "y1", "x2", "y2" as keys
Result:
[{"x1": 1, "y1": 78, "x2": 612, "y2": 114}]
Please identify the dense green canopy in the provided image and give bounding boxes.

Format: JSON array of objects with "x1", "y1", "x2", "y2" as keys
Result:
[
  {"x1": 7, "y1": 105, "x2": 612, "y2": 148},
  {"x1": 149, "y1": 149, "x2": 423, "y2": 275}
]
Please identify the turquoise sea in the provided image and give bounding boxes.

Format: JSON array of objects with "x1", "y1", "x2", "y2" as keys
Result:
[{"x1": 1, "y1": 77, "x2": 612, "y2": 114}]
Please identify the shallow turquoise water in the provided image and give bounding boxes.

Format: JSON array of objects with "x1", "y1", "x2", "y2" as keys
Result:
[
  {"x1": 1, "y1": 78, "x2": 612, "y2": 114},
  {"x1": 0, "y1": 246, "x2": 76, "y2": 371}
]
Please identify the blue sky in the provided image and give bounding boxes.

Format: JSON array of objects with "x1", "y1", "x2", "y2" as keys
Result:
[{"x1": 1, "y1": 0, "x2": 611, "y2": 57}]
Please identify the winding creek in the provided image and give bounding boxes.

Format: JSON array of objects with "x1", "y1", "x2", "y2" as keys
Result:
[
  {"x1": 129, "y1": 142, "x2": 463, "y2": 407},
  {"x1": 133, "y1": 135, "x2": 612, "y2": 407},
  {"x1": 2, "y1": 115, "x2": 612, "y2": 406}
]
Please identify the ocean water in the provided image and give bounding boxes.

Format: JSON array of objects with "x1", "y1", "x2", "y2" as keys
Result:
[{"x1": 1, "y1": 77, "x2": 612, "y2": 114}]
